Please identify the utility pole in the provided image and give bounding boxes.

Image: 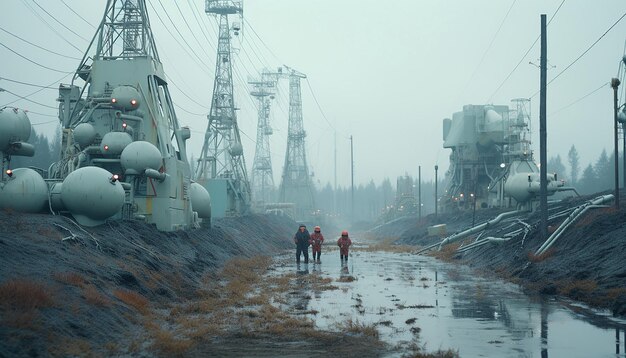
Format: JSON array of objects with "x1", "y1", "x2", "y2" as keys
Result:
[
  {"x1": 418, "y1": 165, "x2": 422, "y2": 219},
  {"x1": 434, "y1": 165, "x2": 438, "y2": 219},
  {"x1": 612, "y1": 77, "x2": 621, "y2": 209},
  {"x1": 539, "y1": 14, "x2": 548, "y2": 240},
  {"x1": 350, "y1": 135, "x2": 354, "y2": 226},
  {"x1": 334, "y1": 131, "x2": 337, "y2": 214}
]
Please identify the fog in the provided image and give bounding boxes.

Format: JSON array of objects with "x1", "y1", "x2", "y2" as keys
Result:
[{"x1": 1, "y1": 0, "x2": 625, "y2": 189}]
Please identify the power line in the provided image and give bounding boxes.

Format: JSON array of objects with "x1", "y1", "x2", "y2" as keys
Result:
[
  {"x1": 166, "y1": 76, "x2": 210, "y2": 110},
  {"x1": 1, "y1": 72, "x2": 71, "y2": 107},
  {"x1": 146, "y1": 1, "x2": 213, "y2": 77},
  {"x1": 486, "y1": 0, "x2": 566, "y2": 103},
  {"x1": 59, "y1": 0, "x2": 96, "y2": 29},
  {"x1": 244, "y1": 18, "x2": 281, "y2": 64},
  {"x1": 171, "y1": 0, "x2": 214, "y2": 60},
  {"x1": 0, "y1": 26, "x2": 82, "y2": 60},
  {"x1": 305, "y1": 78, "x2": 336, "y2": 132},
  {"x1": 549, "y1": 82, "x2": 609, "y2": 116},
  {"x1": 19, "y1": 0, "x2": 83, "y2": 53},
  {"x1": 0, "y1": 76, "x2": 58, "y2": 90},
  {"x1": 458, "y1": 0, "x2": 516, "y2": 102},
  {"x1": 530, "y1": 10, "x2": 626, "y2": 99},
  {"x1": 31, "y1": 0, "x2": 90, "y2": 42},
  {"x1": 0, "y1": 88, "x2": 57, "y2": 109},
  {"x1": 0, "y1": 42, "x2": 74, "y2": 74}
]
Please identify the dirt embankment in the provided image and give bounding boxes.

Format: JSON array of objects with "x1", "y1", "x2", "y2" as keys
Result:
[
  {"x1": 0, "y1": 211, "x2": 301, "y2": 356},
  {"x1": 371, "y1": 194, "x2": 626, "y2": 318}
]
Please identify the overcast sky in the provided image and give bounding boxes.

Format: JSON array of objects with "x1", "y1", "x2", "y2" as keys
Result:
[{"x1": 1, "y1": 0, "x2": 625, "y2": 189}]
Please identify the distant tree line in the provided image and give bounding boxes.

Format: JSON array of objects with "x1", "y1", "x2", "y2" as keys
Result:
[
  {"x1": 8, "y1": 126, "x2": 61, "y2": 175},
  {"x1": 314, "y1": 177, "x2": 442, "y2": 227},
  {"x1": 547, "y1": 144, "x2": 624, "y2": 195}
]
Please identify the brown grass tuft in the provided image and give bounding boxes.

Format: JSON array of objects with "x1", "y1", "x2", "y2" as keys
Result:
[
  {"x1": 336, "y1": 319, "x2": 379, "y2": 338},
  {"x1": 83, "y1": 285, "x2": 111, "y2": 307},
  {"x1": 152, "y1": 329, "x2": 194, "y2": 356},
  {"x1": 430, "y1": 243, "x2": 461, "y2": 262},
  {"x1": 527, "y1": 248, "x2": 556, "y2": 263},
  {"x1": 113, "y1": 289, "x2": 149, "y2": 314},
  {"x1": 0, "y1": 279, "x2": 54, "y2": 311},
  {"x1": 558, "y1": 279, "x2": 598, "y2": 296},
  {"x1": 53, "y1": 272, "x2": 87, "y2": 287}
]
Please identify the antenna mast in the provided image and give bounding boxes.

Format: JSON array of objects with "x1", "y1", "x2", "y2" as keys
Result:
[{"x1": 196, "y1": 0, "x2": 250, "y2": 217}]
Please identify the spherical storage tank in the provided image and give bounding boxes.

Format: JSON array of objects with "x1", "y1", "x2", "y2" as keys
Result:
[
  {"x1": 0, "y1": 107, "x2": 31, "y2": 152},
  {"x1": 190, "y1": 182, "x2": 211, "y2": 219},
  {"x1": 73, "y1": 123, "x2": 97, "y2": 148},
  {"x1": 120, "y1": 141, "x2": 162, "y2": 173},
  {"x1": 61, "y1": 166, "x2": 125, "y2": 226},
  {"x1": 100, "y1": 132, "x2": 133, "y2": 155},
  {"x1": 0, "y1": 168, "x2": 48, "y2": 213}
]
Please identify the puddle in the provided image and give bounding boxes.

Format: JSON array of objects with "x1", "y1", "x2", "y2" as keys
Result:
[{"x1": 272, "y1": 244, "x2": 626, "y2": 357}]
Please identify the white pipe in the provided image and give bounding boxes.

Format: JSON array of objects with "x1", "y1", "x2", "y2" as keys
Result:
[
  {"x1": 534, "y1": 195, "x2": 613, "y2": 256},
  {"x1": 437, "y1": 210, "x2": 520, "y2": 250}
]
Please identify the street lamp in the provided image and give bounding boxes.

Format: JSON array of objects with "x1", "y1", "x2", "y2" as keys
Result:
[{"x1": 434, "y1": 165, "x2": 439, "y2": 219}]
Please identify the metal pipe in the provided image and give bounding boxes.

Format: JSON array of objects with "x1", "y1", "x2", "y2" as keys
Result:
[
  {"x1": 437, "y1": 210, "x2": 520, "y2": 250},
  {"x1": 535, "y1": 194, "x2": 614, "y2": 256}
]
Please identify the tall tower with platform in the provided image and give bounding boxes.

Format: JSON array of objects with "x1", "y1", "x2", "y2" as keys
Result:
[
  {"x1": 278, "y1": 66, "x2": 315, "y2": 220},
  {"x1": 195, "y1": 0, "x2": 251, "y2": 217}
]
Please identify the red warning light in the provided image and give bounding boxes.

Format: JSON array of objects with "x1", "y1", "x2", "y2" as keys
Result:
[
  {"x1": 130, "y1": 99, "x2": 137, "y2": 106},
  {"x1": 104, "y1": 145, "x2": 109, "y2": 151},
  {"x1": 110, "y1": 174, "x2": 120, "y2": 183},
  {"x1": 5, "y1": 169, "x2": 13, "y2": 177},
  {"x1": 122, "y1": 122, "x2": 128, "y2": 129},
  {"x1": 111, "y1": 98, "x2": 117, "y2": 104}
]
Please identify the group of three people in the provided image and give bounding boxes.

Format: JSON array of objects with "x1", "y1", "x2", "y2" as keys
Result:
[{"x1": 293, "y1": 224, "x2": 352, "y2": 264}]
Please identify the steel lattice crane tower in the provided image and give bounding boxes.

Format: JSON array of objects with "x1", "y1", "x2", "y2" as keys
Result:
[
  {"x1": 278, "y1": 66, "x2": 315, "y2": 220},
  {"x1": 249, "y1": 71, "x2": 278, "y2": 209},
  {"x1": 195, "y1": 0, "x2": 250, "y2": 217}
]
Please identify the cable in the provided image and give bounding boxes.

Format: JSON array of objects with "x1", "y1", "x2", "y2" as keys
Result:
[
  {"x1": 0, "y1": 88, "x2": 57, "y2": 109},
  {"x1": 172, "y1": 0, "x2": 214, "y2": 60},
  {"x1": 19, "y1": 0, "x2": 83, "y2": 53},
  {"x1": 0, "y1": 26, "x2": 82, "y2": 60},
  {"x1": 152, "y1": 0, "x2": 214, "y2": 74},
  {"x1": 60, "y1": 0, "x2": 96, "y2": 29},
  {"x1": 305, "y1": 78, "x2": 336, "y2": 131},
  {"x1": 1, "y1": 72, "x2": 71, "y2": 107},
  {"x1": 530, "y1": 10, "x2": 626, "y2": 99},
  {"x1": 244, "y1": 18, "x2": 281, "y2": 64},
  {"x1": 0, "y1": 42, "x2": 74, "y2": 74},
  {"x1": 31, "y1": 0, "x2": 90, "y2": 42},
  {"x1": 486, "y1": 0, "x2": 566, "y2": 102},
  {"x1": 166, "y1": 76, "x2": 210, "y2": 110},
  {"x1": 458, "y1": 0, "x2": 516, "y2": 101},
  {"x1": 549, "y1": 82, "x2": 609, "y2": 116},
  {"x1": 0, "y1": 76, "x2": 58, "y2": 90}
]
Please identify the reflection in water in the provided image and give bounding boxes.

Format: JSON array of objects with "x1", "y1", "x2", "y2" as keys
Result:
[
  {"x1": 541, "y1": 302, "x2": 548, "y2": 358},
  {"x1": 274, "y1": 251, "x2": 626, "y2": 357}
]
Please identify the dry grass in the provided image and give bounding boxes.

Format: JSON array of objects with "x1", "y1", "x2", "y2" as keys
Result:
[
  {"x1": 356, "y1": 237, "x2": 414, "y2": 253},
  {"x1": 48, "y1": 337, "x2": 93, "y2": 357},
  {"x1": 429, "y1": 243, "x2": 461, "y2": 262},
  {"x1": 558, "y1": 279, "x2": 598, "y2": 296},
  {"x1": 36, "y1": 225, "x2": 63, "y2": 240},
  {"x1": 527, "y1": 248, "x2": 556, "y2": 263},
  {"x1": 53, "y1": 272, "x2": 87, "y2": 287},
  {"x1": 151, "y1": 329, "x2": 194, "y2": 356},
  {"x1": 113, "y1": 289, "x2": 149, "y2": 314},
  {"x1": 82, "y1": 285, "x2": 111, "y2": 307},
  {"x1": 0, "y1": 279, "x2": 54, "y2": 311},
  {"x1": 335, "y1": 319, "x2": 379, "y2": 338}
]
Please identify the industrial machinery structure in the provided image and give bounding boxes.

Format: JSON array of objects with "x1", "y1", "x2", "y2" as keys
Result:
[
  {"x1": 442, "y1": 100, "x2": 570, "y2": 212},
  {"x1": 1, "y1": 0, "x2": 211, "y2": 231},
  {"x1": 278, "y1": 66, "x2": 315, "y2": 221},
  {"x1": 195, "y1": 0, "x2": 251, "y2": 218}
]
